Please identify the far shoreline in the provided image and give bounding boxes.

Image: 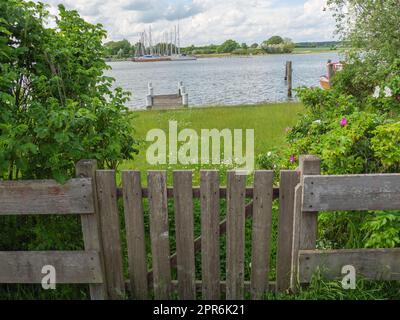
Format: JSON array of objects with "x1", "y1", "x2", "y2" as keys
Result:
[{"x1": 106, "y1": 49, "x2": 339, "y2": 62}]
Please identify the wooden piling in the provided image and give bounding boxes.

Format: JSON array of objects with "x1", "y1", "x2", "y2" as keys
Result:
[{"x1": 287, "y1": 61, "x2": 293, "y2": 98}]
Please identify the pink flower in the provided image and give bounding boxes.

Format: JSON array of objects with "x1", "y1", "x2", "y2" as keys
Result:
[
  {"x1": 290, "y1": 155, "x2": 296, "y2": 163},
  {"x1": 340, "y1": 117, "x2": 348, "y2": 127}
]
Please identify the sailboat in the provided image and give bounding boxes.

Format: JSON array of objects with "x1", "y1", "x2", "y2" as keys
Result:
[
  {"x1": 170, "y1": 25, "x2": 197, "y2": 61},
  {"x1": 133, "y1": 24, "x2": 196, "y2": 62}
]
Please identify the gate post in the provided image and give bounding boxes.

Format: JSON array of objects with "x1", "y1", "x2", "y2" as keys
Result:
[
  {"x1": 299, "y1": 155, "x2": 321, "y2": 250},
  {"x1": 76, "y1": 160, "x2": 108, "y2": 300}
]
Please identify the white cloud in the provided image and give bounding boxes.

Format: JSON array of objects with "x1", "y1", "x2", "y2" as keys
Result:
[{"x1": 38, "y1": 0, "x2": 336, "y2": 45}]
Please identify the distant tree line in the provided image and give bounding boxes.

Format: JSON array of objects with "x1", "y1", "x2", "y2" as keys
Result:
[{"x1": 103, "y1": 36, "x2": 341, "y2": 58}]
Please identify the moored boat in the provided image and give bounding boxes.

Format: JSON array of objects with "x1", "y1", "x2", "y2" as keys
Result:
[{"x1": 320, "y1": 60, "x2": 343, "y2": 90}]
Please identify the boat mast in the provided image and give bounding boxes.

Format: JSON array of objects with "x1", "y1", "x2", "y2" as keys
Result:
[{"x1": 178, "y1": 23, "x2": 181, "y2": 55}]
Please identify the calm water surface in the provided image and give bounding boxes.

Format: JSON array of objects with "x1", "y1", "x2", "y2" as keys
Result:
[{"x1": 106, "y1": 52, "x2": 339, "y2": 109}]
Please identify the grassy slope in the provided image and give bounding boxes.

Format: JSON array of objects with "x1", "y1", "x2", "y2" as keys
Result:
[{"x1": 122, "y1": 102, "x2": 303, "y2": 184}]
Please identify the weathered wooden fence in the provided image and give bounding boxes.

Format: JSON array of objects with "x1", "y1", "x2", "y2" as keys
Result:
[
  {"x1": 290, "y1": 169, "x2": 400, "y2": 291},
  {"x1": 1, "y1": 155, "x2": 399, "y2": 300}
]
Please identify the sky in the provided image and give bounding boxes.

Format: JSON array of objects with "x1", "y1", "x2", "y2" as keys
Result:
[{"x1": 37, "y1": 0, "x2": 337, "y2": 46}]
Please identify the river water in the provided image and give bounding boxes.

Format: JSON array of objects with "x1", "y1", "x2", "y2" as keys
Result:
[{"x1": 106, "y1": 52, "x2": 339, "y2": 109}]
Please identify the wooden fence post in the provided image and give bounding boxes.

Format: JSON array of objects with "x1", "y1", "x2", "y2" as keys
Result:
[
  {"x1": 299, "y1": 155, "x2": 321, "y2": 250},
  {"x1": 75, "y1": 160, "x2": 108, "y2": 300},
  {"x1": 96, "y1": 170, "x2": 126, "y2": 299},
  {"x1": 276, "y1": 170, "x2": 300, "y2": 292}
]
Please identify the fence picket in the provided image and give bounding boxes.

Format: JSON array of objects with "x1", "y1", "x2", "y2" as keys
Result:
[
  {"x1": 250, "y1": 171, "x2": 273, "y2": 299},
  {"x1": 200, "y1": 170, "x2": 220, "y2": 300},
  {"x1": 226, "y1": 171, "x2": 246, "y2": 300},
  {"x1": 148, "y1": 171, "x2": 172, "y2": 299},
  {"x1": 96, "y1": 170, "x2": 125, "y2": 299},
  {"x1": 173, "y1": 171, "x2": 196, "y2": 300},
  {"x1": 276, "y1": 170, "x2": 300, "y2": 292},
  {"x1": 122, "y1": 171, "x2": 149, "y2": 299}
]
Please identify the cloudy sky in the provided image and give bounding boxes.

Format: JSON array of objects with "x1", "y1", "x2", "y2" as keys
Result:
[{"x1": 38, "y1": 0, "x2": 336, "y2": 45}]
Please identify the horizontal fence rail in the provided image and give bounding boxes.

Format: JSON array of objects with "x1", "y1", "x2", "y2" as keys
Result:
[
  {"x1": 0, "y1": 179, "x2": 94, "y2": 215},
  {"x1": 299, "y1": 248, "x2": 400, "y2": 282},
  {"x1": 0, "y1": 251, "x2": 103, "y2": 284},
  {"x1": 303, "y1": 174, "x2": 400, "y2": 211}
]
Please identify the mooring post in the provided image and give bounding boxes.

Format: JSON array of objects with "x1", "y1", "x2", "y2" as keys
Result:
[
  {"x1": 284, "y1": 61, "x2": 289, "y2": 81},
  {"x1": 178, "y1": 81, "x2": 183, "y2": 96},
  {"x1": 146, "y1": 95, "x2": 153, "y2": 109},
  {"x1": 182, "y1": 92, "x2": 189, "y2": 107},
  {"x1": 148, "y1": 82, "x2": 154, "y2": 96},
  {"x1": 287, "y1": 61, "x2": 293, "y2": 98}
]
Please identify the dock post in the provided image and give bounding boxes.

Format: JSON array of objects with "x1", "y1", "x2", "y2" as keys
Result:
[
  {"x1": 178, "y1": 81, "x2": 183, "y2": 96},
  {"x1": 287, "y1": 61, "x2": 293, "y2": 98},
  {"x1": 284, "y1": 61, "x2": 289, "y2": 81},
  {"x1": 148, "y1": 82, "x2": 154, "y2": 96},
  {"x1": 146, "y1": 95, "x2": 153, "y2": 109},
  {"x1": 182, "y1": 93, "x2": 189, "y2": 107}
]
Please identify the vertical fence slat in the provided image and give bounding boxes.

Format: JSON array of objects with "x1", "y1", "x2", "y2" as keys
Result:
[
  {"x1": 173, "y1": 171, "x2": 196, "y2": 300},
  {"x1": 276, "y1": 170, "x2": 300, "y2": 292},
  {"x1": 200, "y1": 170, "x2": 220, "y2": 300},
  {"x1": 122, "y1": 171, "x2": 148, "y2": 299},
  {"x1": 226, "y1": 171, "x2": 246, "y2": 300},
  {"x1": 95, "y1": 170, "x2": 125, "y2": 299},
  {"x1": 299, "y1": 155, "x2": 320, "y2": 250},
  {"x1": 250, "y1": 171, "x2": 273, "y2": 299},
  {"x1": 290, "y1": 184, "x2": 303, "y2": 293},
  {"x1": 148, "y1": 171, "x2": 172, "y2": 299},
  {"x1": 76, "y1": 160, "x2": 107, "y2": 300}
]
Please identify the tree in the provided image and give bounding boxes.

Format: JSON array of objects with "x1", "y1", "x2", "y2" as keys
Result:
[
  {"x1": 264, "y1": 35, "x2": 284, "y2": 45},
  {"x1": 241, "y1": 42, "x2": 248, "y2": 50},
  {"x1": 217, "y1": 39, "x2": 240, "y2": 53},
  {"x1": 104, "y1": 39, "x2": 132, "y2": 57},
  {"x1": 0, "y1": 1, "x2": 138, "y2": 181},
  {"x1": 250, "y1": 43, "x2": 259, "y2": 48}
]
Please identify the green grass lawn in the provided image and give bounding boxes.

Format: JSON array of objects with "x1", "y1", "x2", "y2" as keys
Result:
[{"x1": 121, "y1": 102, "x2": 303, "y2": 184}]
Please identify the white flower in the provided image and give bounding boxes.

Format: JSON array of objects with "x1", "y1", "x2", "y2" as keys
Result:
[
  {"x1": 313, "y1": 120, "x2": 322, "y2": 124},
  {"x1": 373, "y1": 86, "x2": 380, "y2": 98},
  {"x1": 384, "y1": 87, "x2": 393, "y2": 97},
  {"x1": 267, "y1": 151, "x2": 272, "y2": 157}
]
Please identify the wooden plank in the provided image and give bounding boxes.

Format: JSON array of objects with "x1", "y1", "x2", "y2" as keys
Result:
[
  {"x1": 148, "y1": 171, "x2": 172, "y2": 299},
  {"x1": 250, "y1": 171, "x2": 273, "y2": 299},
  {"x1": 95, "y1": 170, "x2": 125, "y2": 299},
  {"x1": 173, "y1": 171, "x2": 196, "y2": 300},
  {"x1": 303, "y1": 174, "x2": 400, "y2": 212},
  {"x1": 0, "y1": 179, "x2": 94, "y2": 215},
  {"x1": 200, "y1": 170, "x2": 220, "y2": 300},
  {"x1": 117, "y1": 187, "x2": 268, "y2": 199},
  {"x1": 76, "y1": 160, "x2": 107, "y2": 300},
  {"x1": 0, "y1": 251, "x2": 103, "y2": 283},
  {"x1": 299, "y1": 248, "x2": 400, "y2": 283},
  {"x1": 299, "y1": 155, "x2": 320, "y2": 250},
  {"x1": 290, "y1": 184, "x2": 303, "y2": 293},
  {"x1": 226, "y1": 171, "x2": 246, "y2": 300},
  {"x1": 122, "y1": 171, "x2": 149, "y2": 300},
  {"x1": 276, "y1": 170, "x2": 300, "y2": 292}
]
